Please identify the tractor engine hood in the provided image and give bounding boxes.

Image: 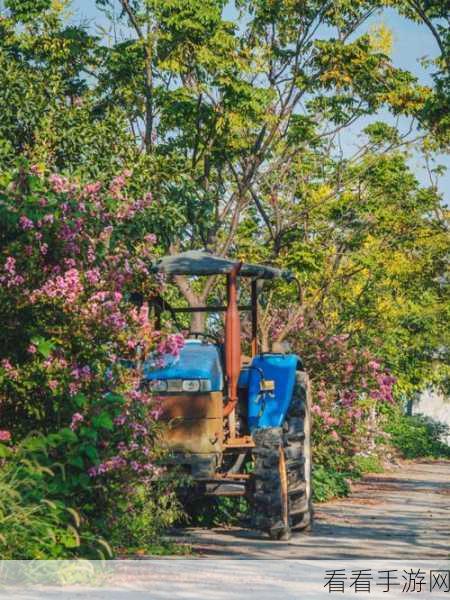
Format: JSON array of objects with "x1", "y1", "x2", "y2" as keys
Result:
[{"x1": 144, "y1": 340, "x2": 224, "y2": 392}]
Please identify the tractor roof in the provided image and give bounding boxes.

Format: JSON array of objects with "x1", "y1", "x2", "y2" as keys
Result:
[{"x1": 152, "y1": 250, "x2": 292, "y2": 280}]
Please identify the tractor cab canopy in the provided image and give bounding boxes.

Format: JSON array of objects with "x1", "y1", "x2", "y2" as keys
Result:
[
  {"x1": 151, "y1": 250, "x2": 293, "y2": 281},
  {"x1": 150, "y1": 251, "x2": 294, "y2": 415}
]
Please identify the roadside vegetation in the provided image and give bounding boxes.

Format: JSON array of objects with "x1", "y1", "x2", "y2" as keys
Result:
[
  {"x1": 384, "y1": 408, "x2": 450, "y2": 460},
  {"x1": 0, "y1": 0, "x2": 449, "y2": 555}
]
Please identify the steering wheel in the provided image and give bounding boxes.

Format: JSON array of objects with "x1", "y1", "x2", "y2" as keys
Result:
[{"x1": 188, "y1": 331, "x2": 222, "y2": 344}]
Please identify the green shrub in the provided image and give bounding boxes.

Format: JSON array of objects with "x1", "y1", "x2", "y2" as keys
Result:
[
  {"x1": 352, "y1": 454, "x2": 384, "y2": 476},
  {"x1": 384, "y1": 408, "x2": 450, "y2": 459},
  {"x1": 312, "y1": 465, "x2": 351, "y2": 502},
  {"x1": 0, "y1": 439, "x2": 107, "y2": 559},
  {"x1": 105, "y1": 476, "x2": 184, "y2": 554},
  {"x1": 311, "y1": 454, "x2": 384, "y2": 503}
]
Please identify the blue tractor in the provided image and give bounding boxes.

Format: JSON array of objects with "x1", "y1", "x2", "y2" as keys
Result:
[{"x1": 145, "y1": 251, "x2": 312, "y2": 540}]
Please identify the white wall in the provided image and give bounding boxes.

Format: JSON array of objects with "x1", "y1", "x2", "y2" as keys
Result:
[{"x1": 413, "y1": 389, "x2": 450, "y2": 444}]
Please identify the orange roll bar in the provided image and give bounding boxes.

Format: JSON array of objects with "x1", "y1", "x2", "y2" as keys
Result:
[{"x1": 223, "y1": 262, "x2": 242, "y2": 417}]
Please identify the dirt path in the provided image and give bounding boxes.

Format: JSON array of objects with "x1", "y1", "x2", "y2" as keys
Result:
[{"x1": 175, "y1": 460, "x2": 450, "y2": 559}]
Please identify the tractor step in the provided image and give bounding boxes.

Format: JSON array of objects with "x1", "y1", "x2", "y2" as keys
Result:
[
  {"x1": 224, "y1": 435, "x2": 255, "y2": 449},
  {"x1": 197, "y1": 473, "x2": 249, "y2": 482},
  {"x1": 205, "y1": 481, "x2": 246, "y2": 496}
]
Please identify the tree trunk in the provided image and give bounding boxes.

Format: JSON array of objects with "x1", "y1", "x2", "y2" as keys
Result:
[
  {"x1": 190, "y1": 308, "x2": 206, "y2": 333},
  {"x1": 173, "y1": 274, "x2": 210, "y2": 333}
]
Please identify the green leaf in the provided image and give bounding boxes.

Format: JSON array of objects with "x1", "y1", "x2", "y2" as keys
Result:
[
  {"x1": 46, "y1": 433, "x2": 62, "y2": 447},
  {"x1": 79, "y1": 426, "x2": 98, "y2": 441},
  {"x1": 73, "y1": 393, "x2": 88, "y2": 408},
  {"x1": 92, "y1": 412, "x2": 114, "y2": 430},
  {"x1": 58, "y1": 428, "x2": 78, "y2": 443},
  {"x1": 68, "y1": 455, "x2": 84, "y2": 469},
  {"x1": 31, "y1": 336, "x2": 55, "y2": 358},
  {"x1": 0, "y1": 444, "x2": 11, "y2": 458},
  {"x1": 82, "y1": 444, "x2": 99, "y2": 461}
]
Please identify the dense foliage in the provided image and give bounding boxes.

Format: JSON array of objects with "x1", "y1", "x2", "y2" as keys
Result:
[
  {"x1": 384, "y1": 406, "x2": 450, "y2": 459},
  {"x1": 0, "y1": 0, "x2": 448, "y2": 553},
  {"x1": 0, "y1": 166, "x2": 182, "y2": 556}
]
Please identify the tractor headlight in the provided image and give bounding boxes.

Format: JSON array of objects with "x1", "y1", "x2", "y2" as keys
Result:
[
  {"x1": 151, "y1": 379, "x2": 168, "y2": 392},
  {"x1": 181, "y1": 379, "x2": 212, "y2": 392},
  {"x1": 182, "y1": 379, "x2": 200, "y2": 392},
  {"x1": 149, "y1": 379, "x2": 212, "y2": 393}
]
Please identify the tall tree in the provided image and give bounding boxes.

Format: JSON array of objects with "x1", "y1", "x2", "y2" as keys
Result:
[{"x1": 90, "y1": 0, "x2": 445, "y2": 327}]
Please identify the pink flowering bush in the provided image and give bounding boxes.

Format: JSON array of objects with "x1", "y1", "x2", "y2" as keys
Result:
[
  {"x1": 276, "y1": 318, "x2": 397, "y2": 498},
  {"x1": 0, "y1": 163, "x2": 182, "y2": 555}
]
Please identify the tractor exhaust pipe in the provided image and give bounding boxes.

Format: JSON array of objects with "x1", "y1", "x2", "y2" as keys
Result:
[{"x1": 224, "y1": 262, "x2": 242, "y2": 418}]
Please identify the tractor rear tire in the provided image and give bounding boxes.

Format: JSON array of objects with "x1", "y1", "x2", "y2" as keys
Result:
[{"x1": 251, "y1": 370, "x2": 312, "y2": 539}]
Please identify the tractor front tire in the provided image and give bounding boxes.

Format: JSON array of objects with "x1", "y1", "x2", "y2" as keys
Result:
[{"x1": 251, "y1": 370, "x2": 312, "y2": 540}]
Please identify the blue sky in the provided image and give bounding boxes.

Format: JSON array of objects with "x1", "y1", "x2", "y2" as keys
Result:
[{"x1": 71, "y1": 1, "x2": 448, "y2": 200}]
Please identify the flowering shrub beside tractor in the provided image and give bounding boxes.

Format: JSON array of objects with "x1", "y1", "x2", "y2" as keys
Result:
[{"x1": 0, "y1": 164, "x2": 182, "y2": 557}]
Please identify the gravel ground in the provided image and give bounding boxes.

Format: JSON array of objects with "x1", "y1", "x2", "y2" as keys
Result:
[{"x1": 175, "y1": 460, "x2": 450, "y2": 559}]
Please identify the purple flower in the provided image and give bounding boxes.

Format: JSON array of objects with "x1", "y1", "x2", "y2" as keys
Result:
[
  {"x1": 157, "y1": 333, "x2": 185, "y2": 357},
  {"x1": 49, "y1": 173, "x2": 69, "y2": 193},
  {"x1": 42, "y1": 214, "x2": 54, "y2": 225},
  {"x1": 114, "y1": 414, "x2": 127, "y2": 426},
  {"x1": 4, "y1": 257, "x2": 16, "y2": 274},
  {"x1": 19, "y1": 216, "x2": 34, "y2": 230}
]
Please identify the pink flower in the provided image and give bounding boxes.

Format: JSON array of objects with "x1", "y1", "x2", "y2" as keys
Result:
[
  {"x1": 114, "y1": 414, "x2": 127, "y2": 426},
  {"x1": 19, "y1": 215, "x2": 34, "y2": 230},
  {"x1": 88, "y1": 455, "x2": 127, "y2": 477},
  {"x1": 70, "y1": 412, "x2": 84, "y2": 431},
  {"x1": 48, "y1": 173, "x2": 69, "y2": 193},
  {"x1": 27, "y1": 344, "x2": 37, "y2": 354},
  {"x1": 31, "y1": 268, "x2": 83, "y2": 304},
  {"x1": 368, "y1": 360, "x2": 381, "y2": 371},
  {"x1": 150, "y1": 405, "x2": 163, "y2": 419},
  {"x1": 85, "y1": 268, "x2": 100, "y2": 285},
  {"x1": 71, "y1": 365, "x2": 91, "y2": 381},
  {"x1": 84, "y1": 181, "x2": 102, "y2": 195},
  {"x1": 100, "y1": 226, "x2": 113, "y2": 241},
  {"x1": 341, "y1": 390, "x2": 357, "y2": 407},
  {"x1": 48, "y1": 380, "x2": 58, "y2": 391},
  {"x1": 4, "y1": 257, "x2": 16, "y2": 274},
  {"x1": 157, "y1": 333, "x2": 185, "y2": 357},
  {"x1": 144, "y1": 233, "x2": 157, "y2": 245},
  {"x1": 330, "y1": 430, "x2": 339, "y2": 441},
  {"x1": 42, "y1": 214, "x2": 54, "y2": 225},
  {"x1": 69, "y1": 382, "x2": 80, "y2": 396},
  {"x1": 316, "y1": 390, "x2": 326, "y2": 402},
  {"x1": 0, "y1": 430, "x2": 11, "y2": 442},
  {"x1": 1, "y1": 359, "x2": 18, "y2": 378}
]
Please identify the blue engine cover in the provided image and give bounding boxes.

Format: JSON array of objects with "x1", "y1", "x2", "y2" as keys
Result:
[
  {"x1": 144, "y1": 340, "x2": 223, "y2": 391},
  {"x1": 245, "y1": 354, "x2": 300, "y2": 432}
]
